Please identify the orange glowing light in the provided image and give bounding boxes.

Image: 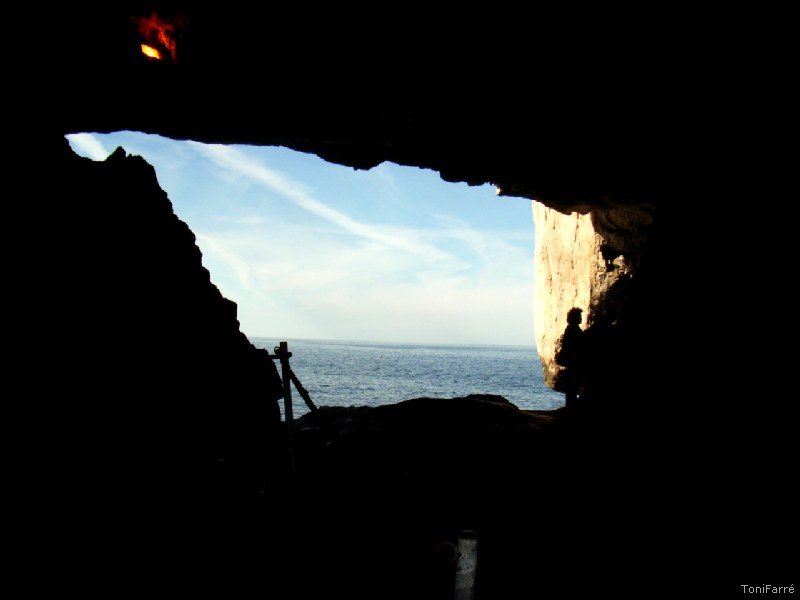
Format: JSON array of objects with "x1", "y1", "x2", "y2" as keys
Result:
[
  {"x1": 140, "y1": 44, "x2": 162, "y2": 60},
  {"x1": 132, "y1": 12, "x2": 185, "y2": 63}
]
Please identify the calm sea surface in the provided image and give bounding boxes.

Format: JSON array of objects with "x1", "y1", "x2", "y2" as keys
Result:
[{"x1": 250, "y1": 338, "x2": 564, "y2": 417}]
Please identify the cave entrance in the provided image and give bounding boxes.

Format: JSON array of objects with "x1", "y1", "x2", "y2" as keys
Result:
[{"x1": 66, "y1": 131, "x2": 563, "y2": 414}]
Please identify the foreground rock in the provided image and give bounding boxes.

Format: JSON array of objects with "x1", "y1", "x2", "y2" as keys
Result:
[
  {"x1": 287, "y1": 395, "x2": 647, "y2": 598},
  {"x1": 295, "y1": 394, "x2": 554, "y2": 492},
  {"x1": 291, "y1": 395, "x2": 560, "y2": 598},
  {"x1": 38, "y1": 140, "x2": 285, "y2": 592}
]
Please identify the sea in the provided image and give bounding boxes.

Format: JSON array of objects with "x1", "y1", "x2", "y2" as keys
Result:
[{"x1": 250, "y1": 338, "x2": 564, "y2": 418}]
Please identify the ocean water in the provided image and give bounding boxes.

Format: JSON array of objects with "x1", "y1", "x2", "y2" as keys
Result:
[{"x1": 250, "y1": 338, "x2": 564, "y2": 417}]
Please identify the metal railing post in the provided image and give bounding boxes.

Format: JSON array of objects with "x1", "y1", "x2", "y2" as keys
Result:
[
  {"x1": 277, "y1": 341, "x2": 297, "y2": 500},
  {"x1": 455, "y1": 530, "x2": 478, "y2": 600}
]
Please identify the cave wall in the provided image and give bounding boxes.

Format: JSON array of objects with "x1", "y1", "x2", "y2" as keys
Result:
[
  {"x1": 51, "y1": 3, "x2": 672, "y2": 211},
  {"x1": 42, "y1": 139, "x2": 284, "y2": 572}
]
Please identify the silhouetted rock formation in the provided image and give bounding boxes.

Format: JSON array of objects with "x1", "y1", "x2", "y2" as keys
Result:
[
  {"x1": 286, "y1": 394, "x2": 663, "y2": 598},
  {"x1": 41, "y1": 139, "x2": 283, "y2": 588},
  {"x1": 291, "y1": 395, "x2": 564, "y2": 598},
  {"x1": 295, "y1": 394, "x2": 553, "y2": 488}
]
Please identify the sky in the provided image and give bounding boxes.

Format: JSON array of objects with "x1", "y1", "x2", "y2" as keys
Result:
[{"x1": 66, "y1": 132, "x2": 537, "y2": 345}]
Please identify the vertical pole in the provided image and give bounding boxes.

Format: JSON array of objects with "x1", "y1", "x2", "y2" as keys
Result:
[
  {"x1": 278, "y1": 341, "x2": 297, "y2": 500},
  {"x1": 455, "y1": 530, "x2": 478, "y2": 600}
]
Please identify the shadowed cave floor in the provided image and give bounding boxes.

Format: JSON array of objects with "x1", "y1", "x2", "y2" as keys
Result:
[{"x1": 263, "y1": 394, "x2": 645, "y2": 598}]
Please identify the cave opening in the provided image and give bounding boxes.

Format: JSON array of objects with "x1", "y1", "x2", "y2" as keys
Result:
[
  {"x1": 44, "y1": 3, "x2": 795, "y2": 593},
  {"x1": 66, "y1": 131, "x2": 563, "y2": 414}
]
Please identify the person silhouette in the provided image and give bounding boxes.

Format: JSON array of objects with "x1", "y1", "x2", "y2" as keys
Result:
[{"x1": 556, "y1": 308, "x2": 585, "y2": 408}]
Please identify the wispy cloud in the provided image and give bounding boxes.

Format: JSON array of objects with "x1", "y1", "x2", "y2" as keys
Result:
[
  {"x1": 65, "y1": 133, "x2": 111, "y2": 161},
  {"x1": 195, "y1": 232, "x2": 254, "y2": 290},
  {"x1": 190, "y1": 143, "x2": 455, "y2": 262},
  {"x1": 371, "y1": 163, "x2": 401, "y2": 192},
  {"x1": 195, "y1": 232, "x2": 280, "y2": 308},
  {"x1": 181, "y1": 143, "x2": 534, "y2": 343},
  {"x1": 80, "y1": 132, "x2": 536, "y2": 344},
  {"x1": 191, "y1": 221, "x2": 534, "y2": 344},
  {"x1": 431, "y1": 212, "x2": 531, "y2": 250}
]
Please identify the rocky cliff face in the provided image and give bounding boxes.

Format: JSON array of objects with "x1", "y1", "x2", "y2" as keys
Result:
[
  {"x1": 39, "y1": 139, "x2": 285, "y2": 581},
  {"x1": 533, "y1": 201, "x2": 655, "y2": 396},
  {"x1": 533, "y1": 204, "x2": 596, "y2": 389}
]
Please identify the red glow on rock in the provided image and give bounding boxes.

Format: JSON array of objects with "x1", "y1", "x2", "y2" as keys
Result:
[{"x1": 132, "y1": 12, "x2": 183, "y2": 63}]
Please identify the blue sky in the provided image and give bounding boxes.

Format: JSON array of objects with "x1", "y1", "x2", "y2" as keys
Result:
[{"x1": 66, "y1": 132, "x2": 536, "y2": 345}]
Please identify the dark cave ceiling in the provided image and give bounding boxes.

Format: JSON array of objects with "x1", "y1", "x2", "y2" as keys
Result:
[{"x1": 53, "y1": 2, "x2": 675, "y2": 210}]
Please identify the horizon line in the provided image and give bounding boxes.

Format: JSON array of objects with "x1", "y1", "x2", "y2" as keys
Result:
[{"x1": 247, "y1": 335, "x2": 537, "y2": 349}]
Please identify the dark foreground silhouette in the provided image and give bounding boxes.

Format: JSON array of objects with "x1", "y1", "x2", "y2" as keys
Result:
[
  {"x1": 34, "y1": 137, "x2": 793, "y2": 597},
  {"x1": 556, "y1": 307, "x2": 585, "y2": 408}
]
